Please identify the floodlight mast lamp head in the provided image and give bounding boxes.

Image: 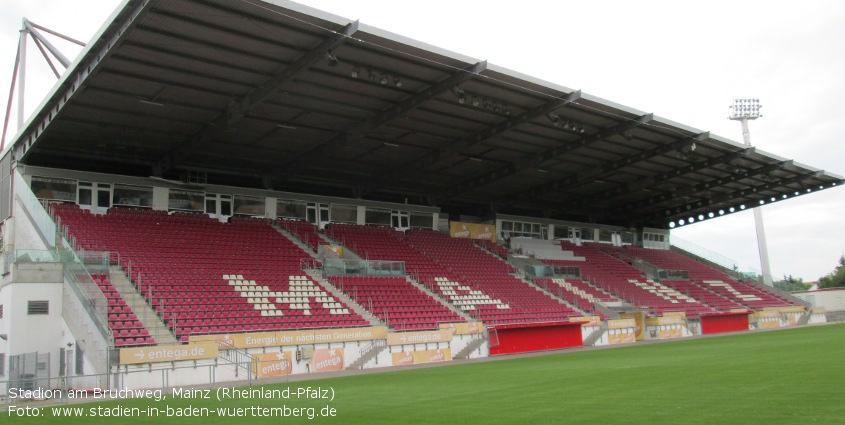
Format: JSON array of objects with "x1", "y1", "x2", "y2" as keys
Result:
[
  {"x1": 729, "y1": 98, "x2": 762, "y2": 120},
  {"x1": 729, "y1": 98, "x2": 762, "y2": 148}
]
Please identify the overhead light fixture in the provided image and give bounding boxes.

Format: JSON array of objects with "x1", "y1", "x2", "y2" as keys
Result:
[
  {"x1": 383, "y1": 142, "x2": 399, "y2": 147},
  {"x1": 471, "y1": 97, "x2": 480, "y2": 107},
  {"x1": 451, "y1": 86, "x2": 466, "y2": 104},
  {"x1": 469, "y1": 157, "x2": 482, "y2": 162},
  {"x1": 350, "y1": 67, "x2": 360, "y2": 78},
  {"x1": 325, "y1": 50, "x2": 339, "y2": 67},
  {"x1": 546, "y1": 112, "x2": 561, "y2": 126},
  {"x1": 276, "y1": 123, "x2": 297, "y2": 130},
  {"x1": 393, "y1": 77, "x2": 403, "y2": 88},
  {"x1": 537, "y1": 169, "x2": 549, "y2": 173},
  {"x1": 138, "y1": 99, "x2": 164, "y2": 107},
  {"x1": 379, "y1": 74, "x2": 388, "y2": 85},
  {"x1": 729, "y1": 98, "x2": 762, "y2": 120}
]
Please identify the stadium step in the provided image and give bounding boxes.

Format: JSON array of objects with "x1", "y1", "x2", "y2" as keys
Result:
[
  {"x1": 517, "y1": 274, "x2": 590, "y2": 316},
  {"x1": 405, "y1": 276, "x2": 475, "y2": 322},
  {"x1": 318, "y1": 233, "x2": 364, "y2": 261},
  {"x1": 348, "y1": 340, "x2": 388, "y2": 370},
  {"x1": 108, "y1": 265, "x2": 179, "y2": 345},
  {"x1": 453, "y1": 334, "x2": 487, "y2": 360},
  {"x1": 271, "y1": 224, "x2": 320, "y2": 257},
  {"x1": 303, "y1": 269, "x2": 383, "y2": 327},
  {"x1": 582, "y1": 322, "x2": 608, "y2": 346}
]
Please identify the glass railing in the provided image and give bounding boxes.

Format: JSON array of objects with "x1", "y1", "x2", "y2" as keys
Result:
[
  {"x1": 669, "y1": 235, "x2": 762, "y2": 280},
  {"x1": 12, "y1": 175, "x2": 112, "y2": 343},
  {"x1": 14, "y1": 169, "x2": 57, "y2": 248},
  {"x1": 7, "y1": 249, "x2": 60, "y2": 263},
  {"x1": 322, "y1": 258, "x2": 406, "y2": 277},
  {"x1": 5, "y1": 248, "x2": 111, "y2": 342},
  {"x1": 522, "y1": 264, "x2": 581, "y2": 279}
]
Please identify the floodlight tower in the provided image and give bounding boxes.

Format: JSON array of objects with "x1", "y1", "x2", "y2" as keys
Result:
[{"x1": 729, "y1": 99, "x2": 773, "y2": 286}]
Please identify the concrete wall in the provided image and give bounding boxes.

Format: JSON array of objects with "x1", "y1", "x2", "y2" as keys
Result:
[
  {"x1": 0, "y1": 277, "x2": 65, "y2": 383},
  {"x1": 793, "y1": 289, "x2": 845, "y2": 312}
]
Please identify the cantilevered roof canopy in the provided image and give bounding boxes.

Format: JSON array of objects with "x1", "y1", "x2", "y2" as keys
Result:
[{"x1": 7, "y1": 0, "x2": 843, "y2": 228}]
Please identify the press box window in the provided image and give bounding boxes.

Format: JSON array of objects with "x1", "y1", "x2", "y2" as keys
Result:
[{"x1": 27, "y1": 300, "x2": 49, "y2": 315}]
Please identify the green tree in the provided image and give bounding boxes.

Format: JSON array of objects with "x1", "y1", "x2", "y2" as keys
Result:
[
  {"x1": 774, "y1": 275, "x2": 810, "y2": 292},
  {"x1": 818, "y1": 255, "x2": 845, "y2": 289}
]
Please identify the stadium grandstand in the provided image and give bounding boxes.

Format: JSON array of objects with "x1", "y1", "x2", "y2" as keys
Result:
[{"x1": 0, "y1": 0, "x2": 841, "y2": 394}]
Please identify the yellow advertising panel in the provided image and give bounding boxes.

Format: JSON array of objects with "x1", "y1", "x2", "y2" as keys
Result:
[
  {"x1": 327, "y1": 246, "x2": 344, "y2": 258},
  {"x1": 620, "y1": 312, "x2": 645, "y2": 341},
  {"x1": 813, "y1": 307, "x2": 827, "y2": 314},
  {"x1": 391, "y1": 348, "x2": 452, "y2": 366},
  {"x1": 449, "y1": 221, "x2": 496, "y2": 242},
  {"x1": 607, "y1": 332, "x2": 636, "y2": 345},
  {"x1": 120, "y1": 342, "x2": 218, "y2": 365},
  {"x1": 658, "y1": 328, "x2": 683, "y2": 339},
  {"x1": 607, "y1": 318, "x2": 637, "y2": 330},
  {"x1": 786, "y1": 315, "x2": 797, "y2": 326},
  {"x1": 311, "y1": 348, "x2": 344, "y2": 373},
  {"x1": 190, "y1": 326, "x2": 388, "y2": 348},
  {"x1": 254, "y1": 351, "x2": 292, "y2": 378},
  {"x1": 764, "y1": 306, "x2": 804, "y2": 314},
  {"x1": 663, "y1": 311, "x2": 687, "y2": 321},
  {"x1": 646, "y1": 316, "x2": 684, "y2": 326},
  {"x1": 387, "y1": 329, "x2": 452, "y2": 346},
  {"x1": 759, "y1": 319, "x2": 781, "y2": 329},
  {"x1": 440, "y1": 322, "x2": 484, "y2": 335},
  {"x1": 570, "y1": 316, "x2": 601, "y2": 326},
  {"x1": 757, "y1": 311, "x2": 780, "y2": 319}
]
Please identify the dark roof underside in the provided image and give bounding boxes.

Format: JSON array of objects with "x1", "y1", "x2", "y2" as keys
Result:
[{"x1": 9, "y1": 0, "x2": 844, "y2": 228}]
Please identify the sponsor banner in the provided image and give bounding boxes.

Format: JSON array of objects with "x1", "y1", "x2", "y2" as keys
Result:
[
  {"x1": 607, "y1": 318, "x2": 637, "y2": 330},
  {"x1": 571, "y1": 316, "x2": 601, "y2": 326},
  {"x1": 387, "y1": 329, "x2": 452, "y2": 346},
  {"x1": 607, "y1": 332, "x2": 636, "y2": 345},
  {"x1": 620, "y1": 312, "x2": 645, "y2": 341},
  {"x1": 756, "y1": 311, "x2": 781, "y2": 319},
  {"x1": 311, "y1": 348, "x2": 344, "y2": 373},
  {"x1": 190, "y1": 326, "x2": 388, "y2": 348},
  {"x1": 391, "y1": 348, "x2": 452, "y2": 366},
  {"x1": 327, "y1": 245, "x2": 344, "y2": 258},
  {"x1": 813, "y1": 307, "x2": 827, "y2": 314},
  {"x1": 658, "y1": 328, "x2": 683, "y2": 339},
  {"x1": 786, "y1": 314, "x2": 798, "y2": 326},
  {"x1": 392, "y1": 351, "x2": 415, "y2": 366},
  {"x1": 449, "y1": 221, "x2": 496, "y2": 242},
  {"x1": 254, "y1": 351, "x2": 293, "y2": 378},
  {"x1": 758, "y1": 319, "x2": 781, "y2": 329},
  {"x1": 646, "y1": 316, "x2": 684, "y2": 326},
  {"x1": 663, "y1": 311, "x2": 687, "y2": 321},
  {"x1": 120, "y1": 342, "x2": 218, "y2": 365},
  {"x1": 440, "y1": 322, "x2": 484, "y2": 335},
  {"x1": 765, "y1": 306, "x2": 804, "y2": 314}
]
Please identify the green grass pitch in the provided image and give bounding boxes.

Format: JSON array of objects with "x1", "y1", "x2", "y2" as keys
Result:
[{"x1": 7, "y1": 324, "x2": 844, "y2": 424}]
